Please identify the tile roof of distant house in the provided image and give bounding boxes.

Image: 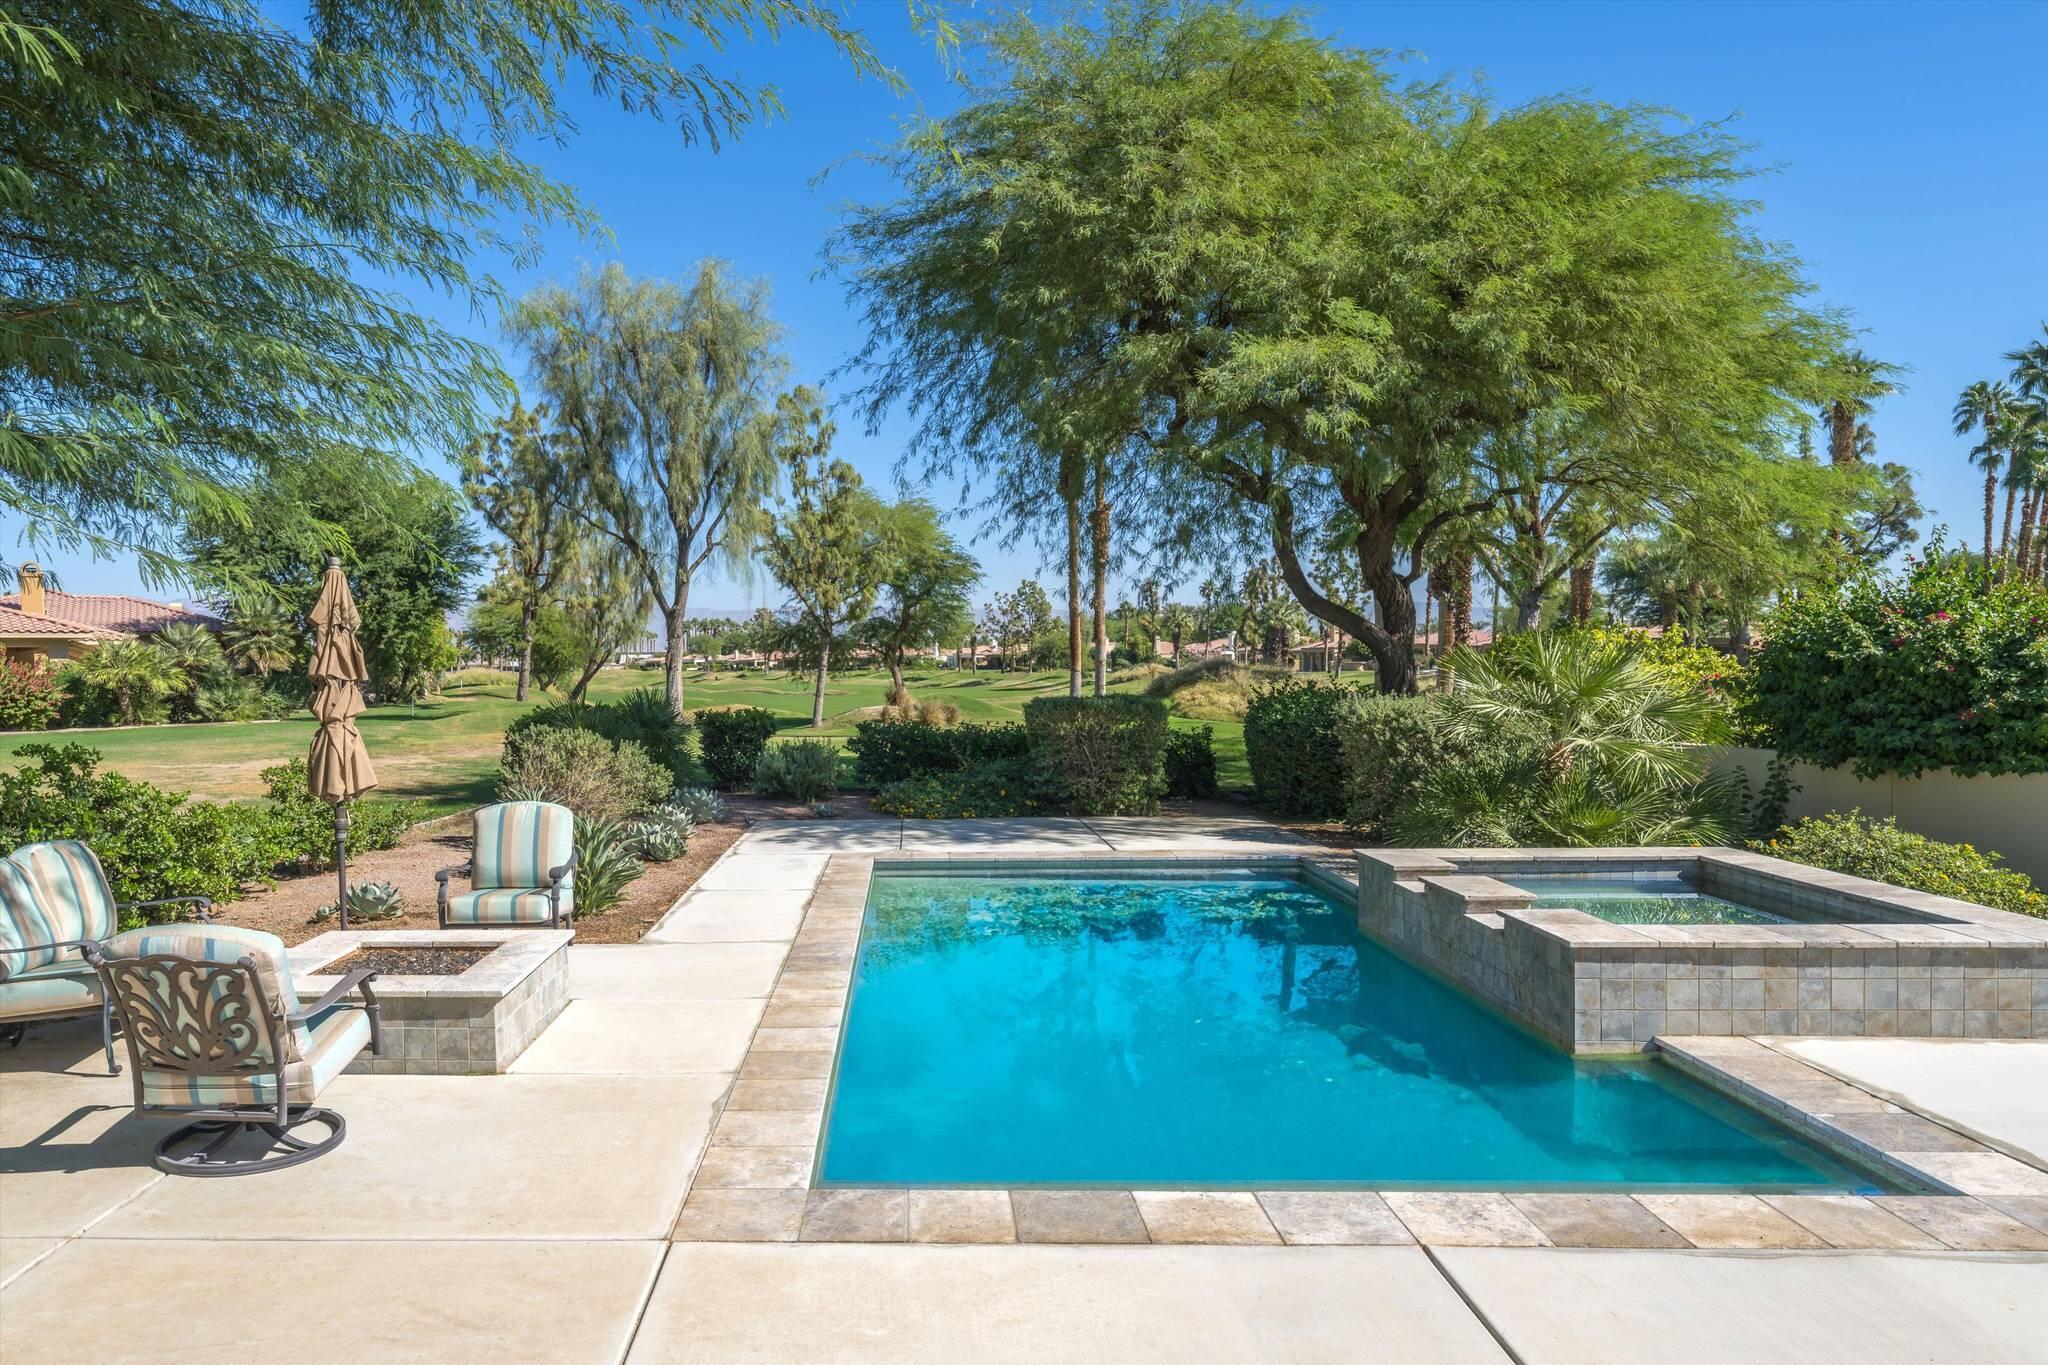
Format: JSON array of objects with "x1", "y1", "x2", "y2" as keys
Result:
[
  {"x1": 0, "y1": 590, "x2": 214, "y2": 635},
  {"x1": 0, "y1": 603, "x2": 124, "y2": 641}
]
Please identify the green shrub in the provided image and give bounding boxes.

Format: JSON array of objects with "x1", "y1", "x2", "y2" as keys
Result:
[
  {"x1": 260, "y1": 757, "x2": 421, "y2": 869},
  {"x1": 1163, "y1": 726, "x2": 1219, "y2": 800},
  {"x1": 0, "y1": 744, "x2": 292, "y2": 922},
  {"x1": 1243, "y1": 679, "x2": 1356, "y2": 817},
  {"x1": 504, "y1": 687, "x2": 694, "y2": 780},
  {"x1": 572, "y1": 815, "x2": 645, "y2": 915},
  {"x1": 873, "y1": 757, "x2": 1040, "y2": 818},
  {"x1": 1758, "y1": 812, "x2": 2046, "y2": 917},
  {"x1": 1749, "y1": 549, "x2": 2048, "y2": 777},
  {"x1": 313, "y1": 880, "x2": 404, "y2": 923},
  {"x1": 846, "y1": 718, "x2": 1029, "y2": 785},
  {"x1": 695, "y1": 707, "x2": 780, "y2": 788},
  {"x1": 754, "y1": 739, "x2": 842, "y2": 802},
  {"x1": 0, "y1": 660, "x2": 62, "y2": 731},
  {"x1": 1336, "y1": 694, "x2": 1462, "y2": 840},
  {"x1": 1023, "y1": 695, "x2": 1168, "y2": 815},
  {"x1": 493, "y1": 727, "x2": 672, "y2": 822}
]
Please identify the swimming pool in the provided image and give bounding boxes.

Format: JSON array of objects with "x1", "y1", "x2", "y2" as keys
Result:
[
  {"x1": 1510, "y1": 873, "x2": 1790, "y2": 926},
  {"x1": 817, "y1": 872, "x2": 1883, "y2": 1190}
]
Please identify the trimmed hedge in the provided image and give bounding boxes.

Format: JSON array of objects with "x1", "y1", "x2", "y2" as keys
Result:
[
  {"x1": 1243, "y1": 678, "x2": 1356, "y2": 817},
  {"x1": 1163, "y1": 726, "x2": 1219, "y2": 800},
  {"x1": 1749, "y1": 551, "x2": 2048, "y2": 777},
  {"x1": 846, "y1": 718, "x2": 1030, "y2": 786},
  {"x1": 695, "y1": 707, "x2": 780, "y2": 789},
  {"x1": 1022, "y1": 695, "x2": 1168, "y2": 816},
  {"x1": 755, "y1": 740, "x2": 843, "y2": 802},
  {"x1": 504, "y1": 688, "x2": 694, "y2": 781},
  {"x1": 872, "y1": 757, "x2": 1039, "y2": 819},
  {"x1": 1336, "y1": 694, "x2": 1461, "y2": 840}
]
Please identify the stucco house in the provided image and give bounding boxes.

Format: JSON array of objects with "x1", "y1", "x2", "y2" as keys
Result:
[{"x1": 0, "y1": 563, "x2": 213, "y2": 667}]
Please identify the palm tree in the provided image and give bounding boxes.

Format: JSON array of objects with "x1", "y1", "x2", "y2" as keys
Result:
[
  {"x1": 1818, "y1": 350, "x2": 1902, "y2": 467},
  {"x1": 2005, "y1": 326, "x2": 2048, "y2": 399},
  {"x1": 223, "y1": 598, "x2": 300, "y2": 677},
  {"x1": 1953, "y1": 380, "x2": 2013, "y2": 567},
  {"x1": 1160, "y1": 603, "x2": 1195, "y2": 666},
  {"x1": 72, "y1": 639, "x2": 178, "y2": 725},
  {"x1": 2007, "y1": 407, "x2": 2048, "y2": 582}
]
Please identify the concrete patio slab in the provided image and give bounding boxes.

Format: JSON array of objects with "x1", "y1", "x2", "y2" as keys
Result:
[
  {"x1": 692, "y1": 852, "x2": 832, "y2": 892},
  {"x1": 1774, "y1": 1038, "x2": 2048, "y2": 1170},
  {"x1": 87, "y1": 1074, "x2": 723, "y2": 1240},
  {"x1": 734, "y1": 820, "x2": 902, "y2": 853},
  {"x1": 897, "y1": 817, "x2": 1111, "y2": 851},
  {"x1": 0, "y1": 1239, "x2": 60, "y2": 1288},
  {"x1": 643, "y1": 889, "x2": 811, "y2": 943},
  {"x1": 1083, "y1": 816, "x2": 1307, "y2": 851},
  {"x1": 626, "y1": 1245, "x2": 1510, "y2": 1364},
  {"x1": 1434, "y1": 1247, "x2": 2048, "y2": 1365},
  {"x1": 0, "y1": 1239, "x2": 663, "y2": 1365},
  {"x1": 508, "y1": 998, "x2": 760, "y2": 1074},
  {"x1": 0, "y1": 1065, "x2": 163, "y2": 1237},
  {"x1": 569, "y1": 942, "x2": 787, "y2": 1000}
]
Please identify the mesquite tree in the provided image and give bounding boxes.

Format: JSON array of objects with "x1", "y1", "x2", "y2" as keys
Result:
[
  {"x1": 512, "y1": 262, "x2": 783, "y2": 715},
  {"x1": 460, "y1": 399, "x2": 578, "y2": 700}
]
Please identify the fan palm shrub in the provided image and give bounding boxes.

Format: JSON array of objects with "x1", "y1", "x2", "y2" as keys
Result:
[{"x1": 1394, "y1": 632, "x2": 1742, "y2": 847}]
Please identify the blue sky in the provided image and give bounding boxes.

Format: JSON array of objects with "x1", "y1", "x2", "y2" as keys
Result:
[{"x1": 24, "y1": 0, "x2": 2047, "y2": 619}]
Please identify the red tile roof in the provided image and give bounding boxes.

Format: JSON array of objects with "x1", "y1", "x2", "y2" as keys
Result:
[
  {"x1": 0, "y1": 604, "x2": 122, "y2": 641},
  {"x1": 0, "y1": 590, "x2": 213, "y2": 636}
]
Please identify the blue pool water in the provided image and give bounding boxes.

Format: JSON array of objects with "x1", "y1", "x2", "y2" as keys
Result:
[
  {"x1": 819, "y1": 874, "x2": 1881, "y2": 1190},
  {"x1": 1512, "y1": 874, "x2": 1790, "y2": 926}
]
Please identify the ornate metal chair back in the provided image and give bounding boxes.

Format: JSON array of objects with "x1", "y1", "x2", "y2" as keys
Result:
[{"x1": 94, "y1": 952, "x2": 284, "y2": 1085}]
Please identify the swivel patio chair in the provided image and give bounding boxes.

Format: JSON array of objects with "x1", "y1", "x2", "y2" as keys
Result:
[
  {"x1": 85, "y1": 923, "x2": 382, "y2": 1176},
  {"x1": 1, "y1": 839, "x2": 212, "y2": 1071},
  {"x1": 436, "y1": 800, "x2": 576, "y2": 929}
]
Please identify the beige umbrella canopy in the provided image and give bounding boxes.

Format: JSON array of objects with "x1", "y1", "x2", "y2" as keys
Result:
[{"x1": 306, "y1": 557, "x2": 377, "y2": 925}]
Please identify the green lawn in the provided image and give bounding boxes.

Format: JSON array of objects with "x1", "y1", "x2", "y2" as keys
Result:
[{"x1": 2, "y1": 667, "x2": 1247, "y2": 813}]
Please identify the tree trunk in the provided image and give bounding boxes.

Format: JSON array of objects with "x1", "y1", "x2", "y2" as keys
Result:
[
  {"x1": 1999, "y1": 479, "x2": 2020, "y2": 568},
  {"x1": 1569, "y1": 560, "x2": 1595, "y2": 624},
  {"x1": 1514, "y1": 585, "x2": 1545, "y2": 632},
  {"x1": 1366, "y1": 562, "x2": 1418, "y2": 695},
  {"x1": 1066, "y1": 491, "x2": 1084, "y2": 698},
  {"x1": 1827, "y1": 402, "x2": 1856, "y2": 466},
  {"x1": 1090, "y1": 455, "x2": 1110, "y2": 698},
  {"x1": 1683, "y1": 579, "x2": 1706, "y2": 645},
  {"x1": 1984, "y1": 469, "x2": 1999, "y2": 578},
  {"x1": 663, "y1": 600, "x2": 689, "y2": 717},
  {"x1": 568, "y1": 653, "x2": 604, "y2": 702},
  {"x1": 811, "y1": 629, "x2": 830, "y2": 728},
  {"x1": 886, "y1": 646, "x2": 905, "y2": 701},
  {"x1": 516, "y1": 595, "x2": 535, "y2": 701}
]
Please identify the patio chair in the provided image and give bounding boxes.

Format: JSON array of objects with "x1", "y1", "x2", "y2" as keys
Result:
[
  {"x1": 436, "y1": 800, "x2": 575, "y2": 929},
  {"x1": 85, "y1": 923, "x2": 382, "y2": 1176},
  {"x1": 1, "y1": 840, "x2": 212, "y2": 1072}
]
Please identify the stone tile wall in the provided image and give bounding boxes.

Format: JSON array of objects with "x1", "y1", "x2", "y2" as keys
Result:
[{"x1": 1356, "y1": 849, "x2": 2048, "y2": 1053}]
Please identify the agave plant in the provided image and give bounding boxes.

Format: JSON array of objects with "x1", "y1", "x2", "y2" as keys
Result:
[
  {"x1": 313, "y1": 881, "x2": 405, "y2": 923},
  {"x1": 574, "y1": 816, "x2": 645, "y2": 915},
  {"x1": 667, "y1": 787, "x2": 725, "y2": 824},
  {"x1": 629, "y1": 819, "x2": 689, "y2": 862}
]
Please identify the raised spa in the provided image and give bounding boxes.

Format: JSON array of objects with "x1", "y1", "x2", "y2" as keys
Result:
[{"x1": 817, "y1": 871, "x2": 1883, "y2": 1191}]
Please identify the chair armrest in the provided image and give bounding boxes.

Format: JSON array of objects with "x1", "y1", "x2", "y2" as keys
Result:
[
  {"x1": 434, "y1": 864, "x2": 471, "y2": 886},
  {"x1": 288, "y1": 968, "x2": 381, "y2": 1024},
  {"x1": 0, "y1": 939, "x2": 100, "y2": 983},
  {"x1": 118, "y1": 895, "x2": 213, "y2": 923},
  {"x1": 547, "y1": 861, "x2": 574, "y2": 886}
]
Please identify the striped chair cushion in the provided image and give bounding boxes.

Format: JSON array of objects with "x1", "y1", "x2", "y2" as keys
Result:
[
  {"x1": 4, "y1": 841, "x2": 119, "y2": 973},
  {"x1": 139, "y1": 1005, "x2": 369, "y2": 1108},
  {"x1": 0, "y1": 959, "x2": 102, "y2": 1020},
  {"x1": 101, "y1": 923, "x2": 308, "y2": 1063},
  {"x1": 444, "y1": 884, "x2": 570, "y2": 924},
  {"x1": 472, "y1": 801, "x2": 574, "y2": 891}
]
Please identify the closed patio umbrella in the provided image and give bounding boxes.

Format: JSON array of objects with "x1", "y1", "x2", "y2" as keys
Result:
[{"x1": 306, "y1": 556, "x2": 377, "y2": 927}]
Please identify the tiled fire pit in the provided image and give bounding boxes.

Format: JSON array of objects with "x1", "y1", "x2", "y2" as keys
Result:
[{"x1": 288, "y1": 929, "x2": 571, "y2": 1074}]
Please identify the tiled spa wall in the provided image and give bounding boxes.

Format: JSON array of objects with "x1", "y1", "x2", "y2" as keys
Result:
[{"x1": 1354, "y1": 848, "x2": 2048, "y2": 1053}]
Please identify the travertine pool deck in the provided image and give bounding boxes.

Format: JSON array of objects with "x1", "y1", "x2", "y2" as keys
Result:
[{"x1": 5, "y1": 816, "x2": 2046, "y2": 1363}]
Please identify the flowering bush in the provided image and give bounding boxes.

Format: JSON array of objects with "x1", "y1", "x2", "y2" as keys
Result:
[
  {"x1": 1749, "y1": 549, "x2": 2048, "y2": 777},
  {"x1": 0, "y1": 659, "x2": 62, "y2": 731}
]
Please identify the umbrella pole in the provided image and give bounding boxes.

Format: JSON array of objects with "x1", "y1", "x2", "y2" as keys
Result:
[{"x1": 335, "y1": 803, "x2": 352, "y2": 930}]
